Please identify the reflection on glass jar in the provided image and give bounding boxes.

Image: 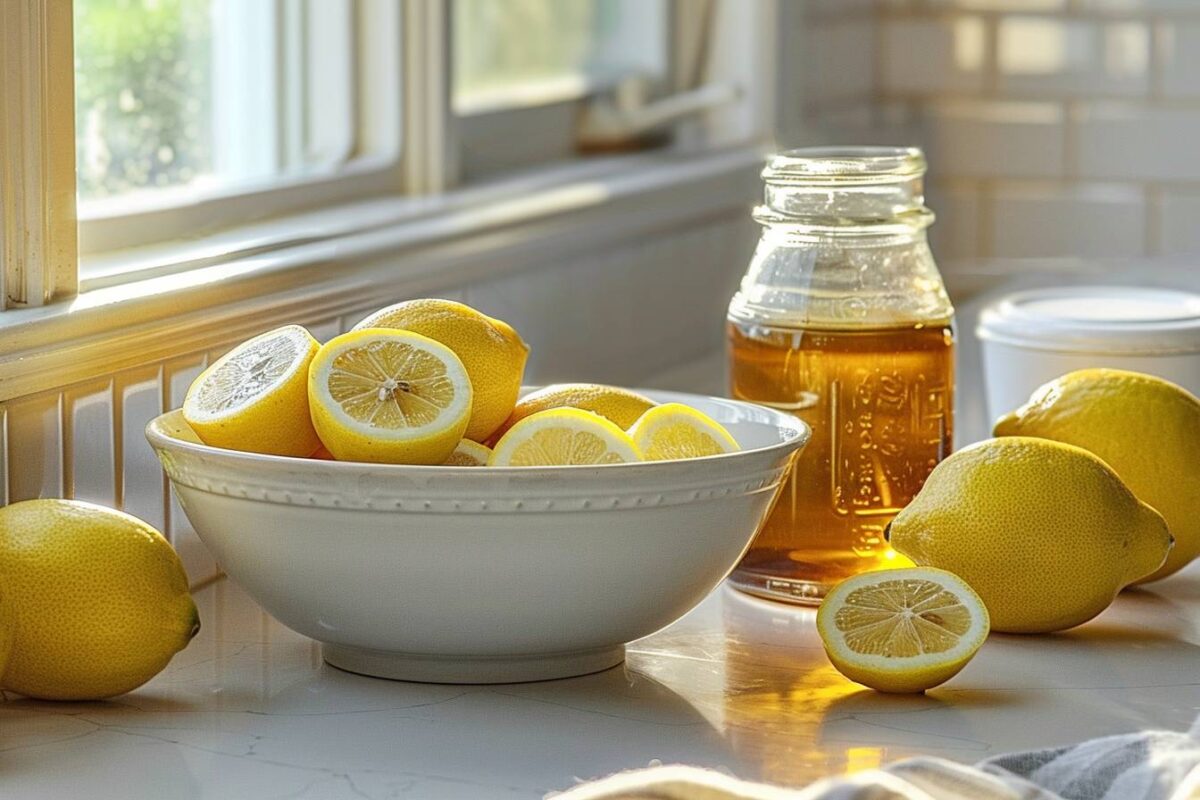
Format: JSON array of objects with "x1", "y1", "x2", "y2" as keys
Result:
[{"x1": 727, "y1": 147, "x2": 955, "y2": 605}]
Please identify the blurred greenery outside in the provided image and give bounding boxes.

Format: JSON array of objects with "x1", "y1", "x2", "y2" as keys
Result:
[
  {"x1": 74, "y1": 0, "x2": 213, "y2": 201},
  {"x1": 74, "y1": 0, "x2": 637, "y2": 202}
]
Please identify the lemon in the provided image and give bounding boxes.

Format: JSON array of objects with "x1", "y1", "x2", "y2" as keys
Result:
[
  {"x1": 309, "y1": 329, "x2": 472, "y2": 464},
  {"x1": 889, "y1": 437, "x2": 1172, "y2": 634},
  {"x1": 489, "y1": 408, "x2": 642, "y2": 466},
  {"x1": 183, "y1": 325, "x2": 321, "y2": 457},
  {"x1": 353, "y1": 300, "x2": 529, "y2": 443},
  {"x1": 0, "y1": 581, "x2": 13, "y2": 684},
  {"x1": 488, "y1": 383, "x2": 655, "y2": 444},
  {"x1": 0, "y1": 500, "x2": 199, "y2": 700},
  {"x1": 443, "y1": 439, "x2": 492, "y2": 466},
  {"x1": 817, "y1": 567, "x2": 989, "y2": 693},
  {"x1": 628, "y1": 402, "x2": 740, "y2": 461},
  {"x1": 995, "y1": 368, "x2": 1200, "y2": 583}
]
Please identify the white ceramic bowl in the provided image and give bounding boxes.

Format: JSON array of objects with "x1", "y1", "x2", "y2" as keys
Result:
[{"x1": 147, "y1": 389, "x2": 809, "y2": 684}]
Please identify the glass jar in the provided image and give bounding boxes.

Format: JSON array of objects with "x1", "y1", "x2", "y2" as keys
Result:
[{"x1": 726, "y1": 146, "x2": 955, "y2": 605}]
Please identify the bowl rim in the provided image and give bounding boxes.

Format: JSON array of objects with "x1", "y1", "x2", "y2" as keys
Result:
[{"x1": 146, "y1": 388, "x2": 810, "y2": 477}]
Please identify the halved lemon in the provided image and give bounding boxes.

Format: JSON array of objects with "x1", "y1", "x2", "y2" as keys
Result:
[
  {"x1": 353, "y1": 299, "x2": 529, "y2": 443},
  {"x1": 489, "y1": 408, "x2": 642, "y2": 467},
  {"x1": 816, "y1": 567, "x2": 990, "y2": 694},
  {"x1": 488, "y1": 383, "x2": 656, "y2": 445},
  {"x1": 628, "y1": 403, "x2": 740, "y2": 461},
  {"x1": 443, "y1": 439, "x2": 492, "y2": 466},
  {"x1": 308, "y1": 329, "x2": 472, "y2": 464},
  {"x1": 183, "y1": 325, "x2": 321, "y2": 456}
]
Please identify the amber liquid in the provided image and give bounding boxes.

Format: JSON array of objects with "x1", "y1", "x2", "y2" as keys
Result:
[{"x1": 727, "y1": 321, "x2": 954, "y2": 604}]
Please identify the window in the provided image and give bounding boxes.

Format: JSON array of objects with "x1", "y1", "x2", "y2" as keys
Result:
[
  {"x1": 74, "y1": 0, "x2": 399, "y2": 258},
  {"x1": 453, "y1": 0, "x2": 668, "y2": 113},
  {"x1": 454, "y1": 0, "x2": 674, "y2": 178},
  {"x1": 1, "y1": 0, "x2": 773, "y2": 308},
  {"x1": 75, "y1": 0, "x2": 357, "y2": 208}
]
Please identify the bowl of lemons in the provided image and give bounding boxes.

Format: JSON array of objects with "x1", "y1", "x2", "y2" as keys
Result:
[{"x1": 147, "y1": 299, "x2": 809, "y2": 683}]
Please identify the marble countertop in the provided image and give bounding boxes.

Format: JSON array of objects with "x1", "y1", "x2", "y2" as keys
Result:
[
  {"x1": 4, "y1": 569, "x2": 1200, "y2": 799},
  {"x1": 6, "y1": 259, "x2": 1200, "y2": 798}
]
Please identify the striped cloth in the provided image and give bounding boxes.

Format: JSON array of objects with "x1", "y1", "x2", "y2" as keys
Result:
[{"x1": 552, "y1": 716, "x2": 1200, "y2": 800}]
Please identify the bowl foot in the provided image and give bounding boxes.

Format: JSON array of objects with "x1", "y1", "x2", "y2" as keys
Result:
[{"x1": 322, "y1": 643, "x2": 626, "y2": 684}]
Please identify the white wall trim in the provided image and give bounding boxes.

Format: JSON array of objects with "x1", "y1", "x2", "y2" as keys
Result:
[
  {"x1": 0, "y1": 146, "x2": 763, "y2": 401},
  {"x1": 0, "y1": 0, "x2": 77, "y2": 308}
]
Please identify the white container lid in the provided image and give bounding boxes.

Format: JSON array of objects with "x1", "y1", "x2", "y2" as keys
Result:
[{"x1": 976, "y1": 285, "x2": 1200, "y2": 355}]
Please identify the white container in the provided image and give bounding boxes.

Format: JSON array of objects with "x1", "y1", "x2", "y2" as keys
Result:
[
  {"x1": 977, "y1": 285, "x2": 1200, "y2": 426},
  {"x1": 147, "y1": 389, "x2": 809, "y2": 684}
]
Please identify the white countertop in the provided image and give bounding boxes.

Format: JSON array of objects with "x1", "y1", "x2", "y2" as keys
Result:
[
  {"x1": 6, "y1": 260, "x2": 1200, "y2": 798},
  {"x1": 4, "y1": 569, "x2": 1200, "y2": 799}
]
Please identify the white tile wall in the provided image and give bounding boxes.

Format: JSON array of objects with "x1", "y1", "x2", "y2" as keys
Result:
[
  {"x1": 926, "y1": 182, "x2": 983, "y2": 260},
  {"x1": 1076, "y1": 0, "x2": 1200, "y2": 12},
  {"x1": 919, "y1": 101, "x2": 1066, "y2": 178},
  {"x1": 1075, "y1": 106, "x2": 1200, "y2": 181},
  {"x1": 882, "y1": 17, "x2": 989, "y2": 94},
  {"x1": 997, "y1": 18, "x2": 1149, "y2": 96},
  {"x1": 990, "y1": 183, "x2": 1147, "y2": 257},
  {"x1": 785, "y1": 0, "x2": 1200, "y2": 261},
  {"x1": 1159, "y1": 22, "x2": 1200, "y2": 98},
  {"x1": 1159, "y1": 190, "x2": 1200, "y2": 255},
  {"x1": 802, "y1": 18, "x2": 877, "y2": 107},
  {"x1": 0, "y1": 213, "x2": 755, "y2": 589}
]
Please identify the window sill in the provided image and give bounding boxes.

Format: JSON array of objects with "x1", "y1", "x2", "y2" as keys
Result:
[{"x1": 0, "y1": 145, "x2": 763, "y2": 401}]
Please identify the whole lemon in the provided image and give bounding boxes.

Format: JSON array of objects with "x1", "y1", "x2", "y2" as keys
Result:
[
  {"x1": 487, "y1": 383, "x2": 655, "y2": 445},
  {"x1": 0, "y1": 581, "x2": 13, "y2": 682},
  {"x1": 0, "y1": 499, "x2": 199, "y2": 700},
  {"x1": 353, "y1": 300, "x2": 528, "y2": 443},
  {"x1": 995, "y1": 368, "x2": 1200, "y2": 583},
  {"x1": 889, "y1": 437, "x2": 1172, "y2": 634}
]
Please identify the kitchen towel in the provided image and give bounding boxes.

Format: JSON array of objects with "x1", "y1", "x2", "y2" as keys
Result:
[{"x1": 551, "y1": 714, "x2": 1200, "y2": 800}]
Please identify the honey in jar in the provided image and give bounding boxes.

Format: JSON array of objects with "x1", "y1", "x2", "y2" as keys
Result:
[{"x1": 726, "y1": 147, "x2": 955, "y2": 605}]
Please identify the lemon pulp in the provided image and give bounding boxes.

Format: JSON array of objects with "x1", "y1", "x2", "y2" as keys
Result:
[
  {"x1": 191, "y1": 330, "x2": 304, "y2": 416},
  {"x1": 835, "y1": 576, "x2": 974, "y2": 657},
  {"x1": 309, "y1": 329, "x2": 472, "y2": 464},
  {"x1": 628, "y1": 402, "x2": 739, "y2": 461},
  {"x1": 327, "y1": 338, "x2": 459, "y2": 428},
  {"x1": 817, "y1": 567, "x2": 989, "y2": 693},
  {"x1": 182, "y1": 324, "x2": 320, "y2": 457}
]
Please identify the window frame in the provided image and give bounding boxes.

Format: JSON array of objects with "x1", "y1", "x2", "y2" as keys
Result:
[{"x1": 1, "y1": 0, "x2": 779, "y2": 310}]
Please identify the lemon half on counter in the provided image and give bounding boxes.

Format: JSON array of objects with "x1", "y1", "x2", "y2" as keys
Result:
[
  {"x1": 817, "y1": 567, "x2": 990, "y2": 694},
  {"x1": 308, "y1": 329, "x2": 472, "y2": 464}
]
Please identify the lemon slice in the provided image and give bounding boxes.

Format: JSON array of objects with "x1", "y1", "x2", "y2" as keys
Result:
[
  {"x1": 443, "y1": 439, "x2": 492, "y2": 466},
  {"x1": 627, "y1": 403, "x2": 740, "y2": 461},
  {"x1": 308, "y1": 329, "x2": 472, "y2": 464},
  {"x1": 183, "y1": 325, "x2": 321, "y2": 456},
  {"x1": 489, "y1": 408, "x2": 642, "y2": 467},
  {"x1": 816, "y1": 568, "x2": 989, "y2": 694}
]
